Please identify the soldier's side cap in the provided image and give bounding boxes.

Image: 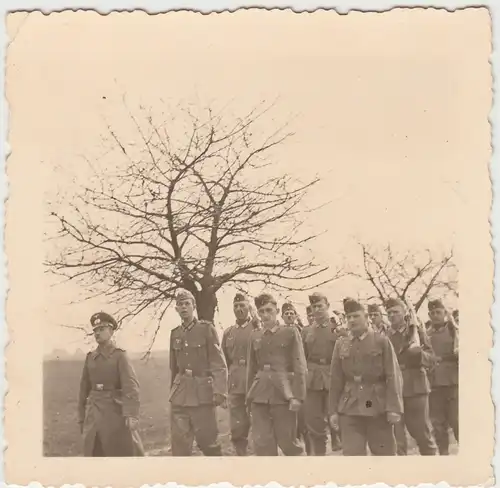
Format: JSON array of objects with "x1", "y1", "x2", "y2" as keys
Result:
[
  {"x1": 233, "y1": 292, "x2": 249, "y2": 303},
  {"x1": 176, "y1": 288, "x2": 195, "y2": 303},
  {"x1": 384, "y1": 297, "x2": 406, "y2": 309},
  {"x1": 428, "y1": 298, "x2": 445, "y2": 311},
  {"x1": 254, "y1": 293, "x2": 277, "y2": 309},
  {"x1": 90, "y1": 312, "x2": 118, "y2": 330},
  {"x1": 343, "y1": 297, "x2": 364, "y2": 314},
  {"x1": 308, "y1": 292, "x2": 329, "y2": 305},
  {"x1": 367, "y1": 303, "x2": 383, "y2": 313},
  {"x1": 282, "y1": 301, "x2": 296, "y2": 314}
]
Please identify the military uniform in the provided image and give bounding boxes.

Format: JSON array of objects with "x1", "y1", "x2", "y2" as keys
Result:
[
  {"x1": 221, "y1": 312, "x2": 256, "y2": 456},
  {"x1": 329, "y1": 299, "x2": 403, "y2": 456},
  {"x1": 246, "y1": 318, "x2": 307, "y2": 456},
  {"x1": 303, "y1": 317, "x2": 346, "y2": 454},
  {"x1": 385, "y1": 298, "x2": 437, "y2": 456},
  {"x1": 78, "y1": 312, "x2": 143, "y2": 457},
  {"x1": 169, "y1": 316, "x2": 228, "y2": 456},
  {"x1": 427, "y1": 300, "x2": 459, "y2": 455}
]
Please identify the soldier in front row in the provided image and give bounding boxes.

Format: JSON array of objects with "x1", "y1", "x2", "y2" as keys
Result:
[
  {"x1": 221, "y1": 292, "x2": 259, "y2": 456},
  {"x1": 246, "y1": 293, "x2": 307, "y2": 455},
  {"x1": 329, "y1": 298, "x2": 403, "y2": 456},
  {"x1": 302, "y1": 292, "x2": 345, "y2": 455},
  {"x1": 426, "y1": 298, "x2": 459, "y2": 455},
  {"x1": 169, "y1": 289, "x2": 228, "y2": 456},
  {"x1": 78, "y1": 312, "x2": 144, "y2": 457},
  {"x1": 385, "y1": 297, "x2": 438, "y2": 455}
]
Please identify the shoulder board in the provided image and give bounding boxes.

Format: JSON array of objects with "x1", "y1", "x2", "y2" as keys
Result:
[{"x1": 171, "y1": 325, "x2": 181, "y2": 332}]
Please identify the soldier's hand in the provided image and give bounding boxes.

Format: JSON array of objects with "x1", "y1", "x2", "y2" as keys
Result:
[
  {"x1": 126, "y1": 417, "x2": 139, "y2": 431},
  {"x1": 329, "y1": 413, "x2": 339, "y2": 431},
  {"x1": 213, "y1": 393, "x2": 226, "y2": 407},
  {"x1": 289, "y1": 398, "x2": 302, "y2": 412},
  {"x1": 387, "y1": 412, "x2": 401, "y2": 425}
]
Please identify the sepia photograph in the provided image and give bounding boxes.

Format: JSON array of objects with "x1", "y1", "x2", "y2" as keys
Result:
[{"x1": 4, "y1": 6, "x2": 494, "y2": 487}]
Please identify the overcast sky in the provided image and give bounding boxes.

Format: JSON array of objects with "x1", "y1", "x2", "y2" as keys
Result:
[{"x1": 7, "y1": 9, "x2": 487, "y2": 353}]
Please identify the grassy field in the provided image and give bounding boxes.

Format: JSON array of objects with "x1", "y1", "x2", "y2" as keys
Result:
[{"x1": 44, "y1": 357, "x2": 457, "y2": 456}]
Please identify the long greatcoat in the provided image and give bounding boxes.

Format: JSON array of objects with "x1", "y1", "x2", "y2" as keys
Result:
[{"x1": 78, "y1": 343, "x2": 144, "y2": 457}]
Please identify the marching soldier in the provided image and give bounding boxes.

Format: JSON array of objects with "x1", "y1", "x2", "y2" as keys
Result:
[
  {"x1": 427, "y1": 298, "x2": 459, "y2": 455},
  {"x1": 302, "y1": 292, "x2": 345, "y2": 455},
  {"x1": 281, "y1": 301, "x2": 311, "y2": 454},
  {"x1": 329, "y1": 297, "x2": 403, "y2": 456},
  {"x1": 367, "y1": 303, "x2": 389, "y2": 335},
  {"x1": 169, "y1": 289, "x2": 228, "y2": 456},
  {"x1": 221, "y1": 293, "x2": 259, "y2": 456},
  {"x1": 385, "y1": 297, "x2": 438, "y2": 455},
  {"x1": 246, "y1": 293, "x2": 307, "y2": 456},
  {"x1": 78, "y1": 312, "x2": 144, "y2": 457}
]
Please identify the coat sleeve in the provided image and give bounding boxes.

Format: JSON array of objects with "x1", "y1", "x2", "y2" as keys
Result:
[
  {"x1": 418, "y1": 326, "x2": 436, "y2": 369},
  {"x1": 118, "y1": 351, "x2": 141, "y2": 419},
  {"x1": 246, "y1": 332, "x2": 257, "y2": 398},
  {"x1": 206, "y1": 324, "x2": 228, "y2": 397},
  {"x1": 290, "y1": 327, "x2": 307, "y2": 401},
  {"x1": 169, "y1": 330, "x2": 179, "y2": 388},
  {"x1": 382, "y1": 336, "x2": 404, "y2": 415},
  {"x1": 328, "y1": 340, "x2": 344, "y2": 415},
  {"x1": 77, "y1": 354, "x2": 91, "y2": 423}
]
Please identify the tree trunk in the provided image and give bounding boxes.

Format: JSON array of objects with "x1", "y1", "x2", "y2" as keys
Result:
[{"x1": 196, "y1": 287, "x2": 218, "y2": 321}]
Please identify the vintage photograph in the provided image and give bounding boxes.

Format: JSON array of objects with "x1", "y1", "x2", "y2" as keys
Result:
[{"x1": 5, "y1": 6, "x2": 494, "y2": 486}]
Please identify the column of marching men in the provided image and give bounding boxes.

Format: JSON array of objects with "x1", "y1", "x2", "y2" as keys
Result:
[{"x1": 77, "y1": 288, "x2": 459, "y2": 457}]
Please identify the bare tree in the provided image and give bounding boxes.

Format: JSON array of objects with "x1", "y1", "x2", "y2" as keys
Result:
[
  {"x1": 349, "y1": 241, "x2": 457, "y2": 312},
  {"x1": 45, "y1": 99, "x2": 342, "y2": 339}
]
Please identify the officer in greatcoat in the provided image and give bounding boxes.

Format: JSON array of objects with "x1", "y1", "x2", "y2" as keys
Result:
[
  {"x1": 246, "y1": 293, "x2": 307, "y2": 455},
  {"x1": 169, "y1": 289, "x2": 228, "y2": 456},
  {"x1": 302, "y1": 292, "x2": 345, "y2": 455},
  {"x1": 426, "y1": 298, "x2": 459, "y2": 455},
  {"x1": 385, "y1": 297, "x2": 438, "y2": 455},
  {"x1": 221, "y1": 292, "x2": 260, "y2": 456},
  {"x1": 329, "y1": 297, "x2": 403, "y2": 456},
  {"x1": 78, "y1": 312, "x2": 144, "y2": 457}
]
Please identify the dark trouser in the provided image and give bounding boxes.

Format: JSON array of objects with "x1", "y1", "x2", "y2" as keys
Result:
[
  {"x1": 251, "y1": 402, "x2": 304, "y2": 456},
  {"x1": 170, "y1": 404, "x2": 222, "y2": 456},
  {"x1": 394, "y1": 395, "x2": 437, "y2": 455},
  {"x1": 228, "y1": 394, "x2": 250, "y2": 456},
  {"x1": 429, "y1": 385, "x2": 459, "y2": 455},
  {"x1": 339, "y1": 414, "x2": 396, "y2": 456},
  {"x1": 297, "y1": 404, "x2": 312, "y2": 455},
  {"x1": 92, "y1": 434, "x2": 105, "y2": 457},
  {"x1": 305, "y1": 389, "x2": 340, "y2": 455}
]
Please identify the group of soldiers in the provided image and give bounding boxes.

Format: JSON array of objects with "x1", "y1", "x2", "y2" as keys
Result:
[{"x1": 77, "y1": 288, "x2": 459, "y2": 457}]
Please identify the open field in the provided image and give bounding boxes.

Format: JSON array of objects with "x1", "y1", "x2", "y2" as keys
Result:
[{"x1": 44, "y1": 358, "x2": 457, "y2": 456}]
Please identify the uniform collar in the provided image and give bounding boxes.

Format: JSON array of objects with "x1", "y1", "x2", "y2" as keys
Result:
[
  {"x1": 263, "y1": 323, "x2": 279, "y2": 334},
  {"x1": 236, "y1": 317, "x2": 250, "y2": 328},
  {"x1": 389, "y1": 322, "x2": 407, "y2": 336},
  {"x1": 182, "y1": 318, "x2": 197, "y2": 331},
  {"x1": 93, "y1": 342, "x2": 116, "y2": 358},
  {"x1": 352, "y1": 329, "x2": 369, "y2": 342},
  {"x1": 316, "y1": 318, "x2": 330, "y2": 328}
]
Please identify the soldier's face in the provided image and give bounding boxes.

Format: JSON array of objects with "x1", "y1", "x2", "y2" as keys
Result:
[
  {"x1": 307, "y1": 313, "x2": 314, "y2": 326},
  {"x1": 346, "y1": 310, "x2": 368, "y2": 335},
  {"x1": 233, "y1": 301, "x2": 249, "y2": 321},
  {"x1": 282, "y1": 310, "x2": 296, "y2": 325},
  {"x1": 387, "y1": 306, "x2": 405, "y2": 328},
  {"x1": 429, "y1": 308, "x2": 446, "y2": 325},
  {"x1": 312, "y1": 300, "x2": 329, "y2": 320},
  {"x1": 93, "y1": 325, "x2": 113, "y2": 344},
  {"x1": 369, "y1": 311, "x2": 383, "y2": 326},
  {"x1": 257, "y1": 303, "x2": 278, "y2": 326},
  {"x1": 175, "y1": 299, "x2": 195, "y2": 321}
]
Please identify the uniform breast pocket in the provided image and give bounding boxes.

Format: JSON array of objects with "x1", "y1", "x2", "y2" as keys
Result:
[
  {"x1": 225, "y1": 335, "x2": 235, "y2": 348},
  {"x1": 370, "y1": 350, "x2": 384, "y2": 374}
]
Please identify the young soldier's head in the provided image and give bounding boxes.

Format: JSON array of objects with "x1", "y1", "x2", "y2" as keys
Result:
[
  {"x1": 175, "y1": 289, "x2": 196, "y2": 323},
  {"x1": 367, "y1": 303, "x2": 384, "y2": 327},
  {"x1": 255, "y1": 293, "x2": 279, "y2": 328},
  {"x1": 309, "y1": 292, "x2": 330, "y2": 323},
  {"x1": 385, "y1": 297, "x2": 407, "y2": 329},
  {"x1": 306, "y1": 305, "x2": 315, "y2": 326},
  {"x1": 233, "y1": 293, "x2": 250, "y2": 323},
  {"x1": 90, "y1": 312, "x2": 118, "y2": 345},
  {"x1": 281, "y1": 302, "x2": 297, "y2": 326},
  {"x1": 343, "y1": 297, "x2": 368, "y2": 337},
  {"x1": 428, "y1": 298, "x2": 446, "y2": 326}
]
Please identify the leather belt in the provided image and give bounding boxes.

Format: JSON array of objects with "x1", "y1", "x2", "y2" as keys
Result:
[
  {"x1": 92, "y1": 385, "x2": 120, "y2": 392},
  {"x1": 345, "y1": 375, "x2": 384, "y2": 385},
  {"x1": 180, "y1": 369, "x2": 209, "y2": 377}
]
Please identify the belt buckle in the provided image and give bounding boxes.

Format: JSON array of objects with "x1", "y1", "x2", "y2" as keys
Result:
[
  {"x1": 96, "y1": 384, "x2": 104, "y2": 391},
  {"x1": 239, "y1": 359, "x2": 246, "y2": 366},
  {"x1": 353, "y1": 375, "x2": 362, "y2": 383},
  {"x1": 263, "y1": 364, "x2": 271, "y2": 371},
  {"x1": 185, "y1": 369, "x2": 193, "y2": 377}
]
